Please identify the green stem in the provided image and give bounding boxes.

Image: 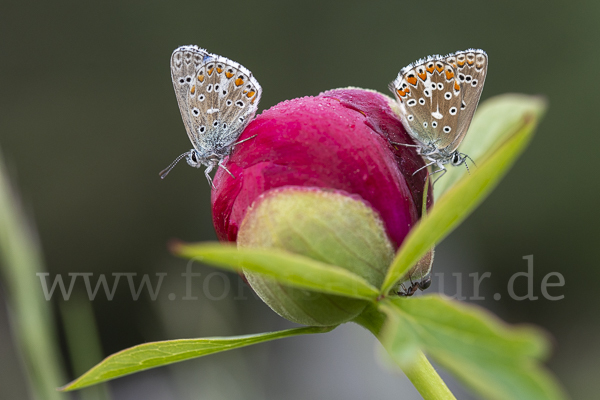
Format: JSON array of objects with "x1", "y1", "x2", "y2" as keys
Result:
[
  {"x1": 402, "y1": 351, "x2": 455, "y2": 400},
  {"x1": 353, "y1": 305, "x2": 455, "y2": 400}
]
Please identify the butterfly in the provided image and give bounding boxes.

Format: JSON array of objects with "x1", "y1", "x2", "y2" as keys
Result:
[
  {"x1": 389, "y1": 49, "x2": 488, "y2": 182},
  {"x1": 160, "y1": 45, "x2": 262, "y2": 188}
]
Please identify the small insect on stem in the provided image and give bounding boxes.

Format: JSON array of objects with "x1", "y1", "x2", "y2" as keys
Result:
[{"x1": 398, "y1": 275, "x2": 432, "y2": 297}]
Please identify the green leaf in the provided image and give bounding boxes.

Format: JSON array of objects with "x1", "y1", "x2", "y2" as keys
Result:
[
  {"x1": 175, "y1": 242, "x2": 380, "y2": 301},
  {"x1": 435, "y1": 94, "x2": 547, "y2": 197},
  {"x1": 61, "y1": 326, "x2": 334, "y2": 391},
  {"x1": 0, "y1": 149, "x2": 67, "y2": 399},
  {"x1": 381, "y1": 95, "x2": 546, "y2": 294},
  {"x1": 378, "y1": 296, "x2": 566, "y2": 400}
]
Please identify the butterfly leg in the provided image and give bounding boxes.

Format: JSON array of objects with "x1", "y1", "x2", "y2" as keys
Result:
[
  {"x1": 413, "y1": 160, "x2": 436, "y2": 176},
  {"x1": 233, "y1": 134, "x2": 258, "y2": 146},
  {"x1": 390, "y1": 141, "x2": 420, "y2": 148},
  {"x1": 430, "y1": 166, "x2": 447, "y2": 185},
  {"x1": 204, "y1": 164, "x2": 215, "y2": 189},
  {"x1": 218, "y1": 159, "x2": 236, "y2": 178}
]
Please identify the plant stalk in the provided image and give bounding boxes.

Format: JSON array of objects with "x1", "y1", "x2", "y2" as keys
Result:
[{"x1": 353, "y1": 304, "x2": 456, "y2": 400}]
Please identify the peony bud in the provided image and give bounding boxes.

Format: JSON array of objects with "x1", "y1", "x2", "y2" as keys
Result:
[{"x1": 211, "y1": 88, "x2": 433, "y2": 324}]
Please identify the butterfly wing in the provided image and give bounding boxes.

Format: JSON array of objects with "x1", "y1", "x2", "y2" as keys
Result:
[
  {"x1": 170, "y1": 46, "x2": 262, "y2": 155},
  {"x1": 170, "y1": 46, "x2": 211, "y2": 150},
  {"x1": 390, "y1": 57, "x2": 463, "y2": 149},
  {"x1": 442, "y1": 49, "x2": 488, "y2": 152},
  {"x1": 193, "y1": 55, "x2": 262, "y2": 152}
]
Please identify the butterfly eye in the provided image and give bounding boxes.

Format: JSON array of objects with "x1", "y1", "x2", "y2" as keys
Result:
[
  {"x1": 191, "y1": 151, "x2": 198, "y2": 163},
  {"x1": 451, "y1": 152, "x2": 464, "y2": 166}
]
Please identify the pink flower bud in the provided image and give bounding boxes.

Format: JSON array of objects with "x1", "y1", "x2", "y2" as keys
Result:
[{"x1": 211, "y1": 88, "x2": 432, "y2": 249}]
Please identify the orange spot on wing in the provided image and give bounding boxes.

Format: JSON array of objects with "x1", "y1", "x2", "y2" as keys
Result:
[
  {"x1": 235, "y1": 78, "x2": 244, "y2": 86},
  {"x1": 246, "y1": 90, "x2": 256, "y2": 98},
  {"x1": 225, "y1": 71, "x2": 234, "y2": 78},
  {"x1": 467, "y1": 58, "x2": 475, "y2": 66},
  {"x1": 426, "y1": 64, "x2": 435, "y2": 73},
  {"x1": 190, "y1": 85, "x2": 195, "y2": 94},
  {"x1": 454, "y1": 80, "x2": 460, "y2": 91},
  {"x1": 418, "y1": 72, "x2": 427, "y2": 81},
  {"x1": 207, "y1": 67, "x2": 214, "y2": 76},
  {"x1": 251, "y1": 97, "x2": 256, "y2": 104},
  {"x1": 407, "y1": 76, "x2": 418, "y2": 85},
  {"x1": 397, "y1": 89, "x2": 407, "y2": 98},
  {"x1": 445, "y1": 69, "x2": 454, "y2": 80},
  {"x1": 436, "y1": 64, "x2": 444, "y2": 73},
  {"x1": 457, "y1": 59, "x2": 465, "y2": 67},
  {"x1": 217, "y1": 67, "x2": 223, "y2": 74}
]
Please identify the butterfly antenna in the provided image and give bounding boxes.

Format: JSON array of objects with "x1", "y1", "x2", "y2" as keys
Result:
[
  {"x1": 461, "y1": 153, "x2": 476, "y2": 176},
  {"x1": 159, "y1": 151, "x2": 189, "y2": 179},
  {"x1": 465, "y1": 154, "x2": 477, "y2": 168}
]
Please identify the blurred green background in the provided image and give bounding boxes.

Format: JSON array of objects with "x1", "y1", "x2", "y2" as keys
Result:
[{"x1": 0, "y1": 0, "x2": 597, "y2": 399}]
